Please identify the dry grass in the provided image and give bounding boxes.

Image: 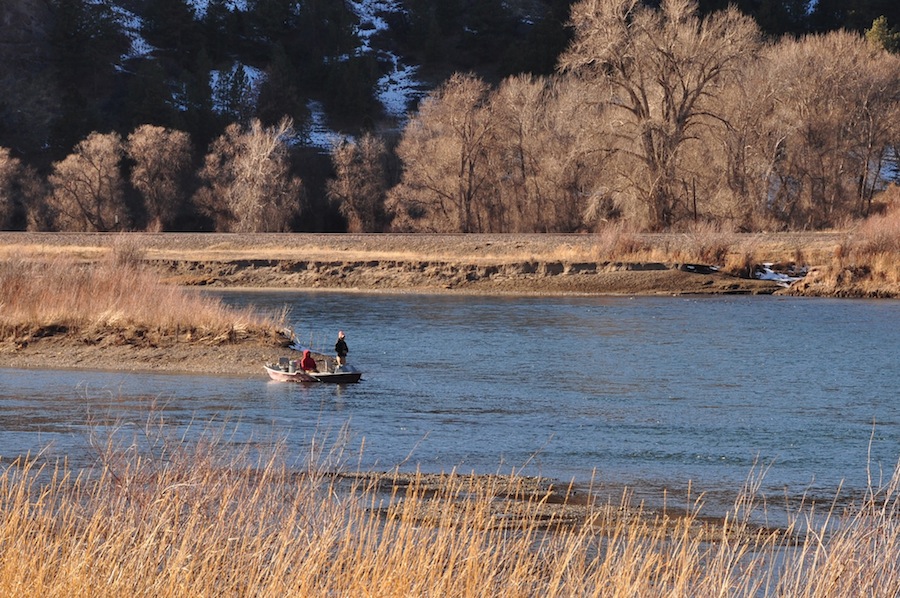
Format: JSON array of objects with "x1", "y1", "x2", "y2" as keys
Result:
[
  {"x1": 795, "y1": 201, "x2": 900, "y2": 295},
  {"x1": 0, "y1": 231, "x2": 842, "y2": 267},
  {"x1": 4, "y1": 229, "x2": 894, "y2": 297},
  {"x1": 1, "y1": 423, "x2": 900, "y2": 597},
  {"x1": 850, "y1": 201, "x2": 900, "y2": 284},
  {"x1": 0, "y1": 251, "x2": 285, "y2": 344}
]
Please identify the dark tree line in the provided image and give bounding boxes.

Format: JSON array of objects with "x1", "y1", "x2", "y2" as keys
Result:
[{"x1": 1, "y1": 0, "x2": 899, "y2": 233}]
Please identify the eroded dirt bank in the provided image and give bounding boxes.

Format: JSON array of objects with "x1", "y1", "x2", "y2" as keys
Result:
[
  {"x1": 0, "y1": 231, "x2": 855, "y2": 297},
  {"x1": 154, "y1": 257, "x2": 785, "y2": 295}
]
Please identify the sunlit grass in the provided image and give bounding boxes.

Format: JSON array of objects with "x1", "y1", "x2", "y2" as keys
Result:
[
  {"x1": 793, "y1": 200, "x2": 900, "y2": 296},
  {"x1": 1, "y1": 421, "x2": 900, "y2": 597},
  {"x1": 0, "y1": 231, "x2": 842, "y2": 267},
  {"x1": 1, "y1": 226, "x2": 895, "y2": 296},
  {"x1": 0, "y1": 251, "x2": 285, "y2": 344}
]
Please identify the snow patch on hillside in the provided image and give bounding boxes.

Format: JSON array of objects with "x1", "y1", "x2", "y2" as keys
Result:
[
  {"x1": 110, "y1": 0, "x2": 426, "y2": 145},
  {"x1": 111, "y1": 4, "x2": 153, "y2": 62},
  {"x1": 351, "y1": 0, "x2": 426, "y2": 119},
  {"x1": 189, "y1": 0, "x2": 248, "y2": 19},
  {"x1": 305, "y1": 100, "x2": 340, "y2": 150}
]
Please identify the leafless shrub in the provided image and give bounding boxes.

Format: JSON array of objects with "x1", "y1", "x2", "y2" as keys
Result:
[
  {"x1": 46, "y1": 131, "x2": 128, "y2": 231},
  {"x1": 592, "y1": 222, "x2": 646, "y2": 261},
  {"x1": 126, "y1": 125, "x2": 193, "y2": 231},
  {"x1": 196, "y1": 118, "x2": 303, "y2": 232},
  {"x1": 680, "y1": 221, "x2": 733, "y2": 264},
  {"x1": 108, "y1": 234, "x2": 146, "y2": 268}
]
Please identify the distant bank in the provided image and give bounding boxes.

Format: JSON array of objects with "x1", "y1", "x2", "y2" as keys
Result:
[{"x1": 0, "y1": 231, "x2": 895, "y2": 298}]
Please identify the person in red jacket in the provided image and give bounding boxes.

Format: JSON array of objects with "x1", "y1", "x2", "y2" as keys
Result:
[{"x1": 300, "y1": 349, "x2": 318, "y2": 372}]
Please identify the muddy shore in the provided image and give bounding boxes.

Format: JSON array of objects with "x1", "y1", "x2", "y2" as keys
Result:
[{"x1": 1, "y1": 231, "x2": 799, "y2": 296}]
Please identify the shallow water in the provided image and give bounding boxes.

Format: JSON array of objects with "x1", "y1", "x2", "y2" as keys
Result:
[{"x1": 1, "y1": 292, "x2": 898, "y2": 517}]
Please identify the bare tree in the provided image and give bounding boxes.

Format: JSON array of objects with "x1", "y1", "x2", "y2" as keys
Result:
[
  {"x1": 489, "y1": 75, "x2": 613, "y2": 232},
  {"x1": 126, "y1": 125, "x2": 193, "y2": 231},
  {"x1": 558, "y1": 0, "x2": 761, "y2": 230},
  {"x1": 488, "y1": 75, "x2": 554, "y2": 232},
  {"x1": 0, "y1": 148, "x2": 21, "y2": 229},
  {"x1": 0, "y1": 150, "x2": 44, "y2": 230},
  {"x1": 327, "y1": 133, "x2": 388, "y2": 232},
  {"x1": 196, "y1": 118, "x2": 303, "y2": 232},
  {"x1": 47, "y1": 131, "x2": 128, "y2": 231},
  {"x1": 388, "y1": 73, "x2": 498, "y2": 232},
  {"x1": 761, "y1": 31, "x2": 900, "y2": 227},
  {"x1": 22, "y1": 167, "x2": 51, "y2": 231}
]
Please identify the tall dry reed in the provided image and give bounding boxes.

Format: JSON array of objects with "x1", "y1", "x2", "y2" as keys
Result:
[
  {"x1": 851, "y1": 202, "x2": 900, "y2": 284},
  {"x1": 0, "y1": 254, "x2": 284, "y2": 343},
  {"x1": 2, "y1": 421, "x2": 900, "y2": 597}
]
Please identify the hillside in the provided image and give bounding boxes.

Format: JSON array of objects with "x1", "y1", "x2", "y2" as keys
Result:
[
  {"x1": 2, "y1": 0, "x2": 899, "y2": 238},
  {"x1": 2, "y1": 0, "x2": 897, "y2": 164}
]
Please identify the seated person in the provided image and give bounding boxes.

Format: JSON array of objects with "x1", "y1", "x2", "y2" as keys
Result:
[{"x1": 299, "y1": 349, "x2": 318, "y2": 372}]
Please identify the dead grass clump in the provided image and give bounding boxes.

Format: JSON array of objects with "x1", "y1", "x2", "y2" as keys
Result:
[
  {"x1": 722, "y1": 237, "x2": 762, "y2": 278},
  {"x1": 806, "y1": 206, "x2": 900, "y2": 295},
  {"x1": 853, "y1": 203, "x2": 900, "y2": 257},
  {"x1": 108, "y1": 233, "x2": 147, "y2": 267},
  {"x1": 0, "y1": 255, "x2": 284, "y2": 344},
  {"x1": 591, "y1": 223, "x2": 651, "y2": 261},
  {"x1": 675, "y1": 221, "x2": 734, "y2": 265},
  {"x1": 724, "y1": 250, "x2": 756, "y2": 278}
]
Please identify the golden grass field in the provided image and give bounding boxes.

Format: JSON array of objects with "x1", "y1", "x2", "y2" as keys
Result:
[
  {"x1": 1, "y1": 420, "x2": 899, "y2": 597},
  {"x1": 0, "y1": 229, "x2": 860, "y2": 296},
  {"x1": 0, "y1": 229, "x2": 846, "y2": 265},
  {"x1": 0, "y1": 226, "x2": 894, "y2": 296}
]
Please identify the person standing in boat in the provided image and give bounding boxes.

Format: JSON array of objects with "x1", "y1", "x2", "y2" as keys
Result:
[
  {"x1": 300, "y1": 349, "x2": 318, "y2": 372},
  {"x1": 335, "y1": 330, "x2": 348, "y2": 366}
]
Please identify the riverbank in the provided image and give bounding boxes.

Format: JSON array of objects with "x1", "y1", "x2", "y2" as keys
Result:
[
  {"x1": 1, "y1": 231, "x2": 896, "y2": 377},
  {"x1": 0, "y1": 230, "x2": 846, "y2": 296}
]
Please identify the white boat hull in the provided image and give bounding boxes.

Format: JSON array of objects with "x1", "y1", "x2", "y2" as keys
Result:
[{"x1": 264, "y1": 364, "x2": 362, "y2": 384}]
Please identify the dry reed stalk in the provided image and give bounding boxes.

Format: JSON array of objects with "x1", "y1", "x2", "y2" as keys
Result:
[{"x1": 591, "y1": 223, "x2": 650, "y2": 262}]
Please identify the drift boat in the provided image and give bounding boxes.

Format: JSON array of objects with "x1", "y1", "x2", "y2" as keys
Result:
[{"x1": 264, "y1": 358, "x2": 362, "y2": 384}]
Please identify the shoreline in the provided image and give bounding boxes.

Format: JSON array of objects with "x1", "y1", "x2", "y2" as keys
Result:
[
  {"x1": 1, "y1": 231, "x2": 897, "y2": 378},
  {"x1": 4, "y1": 230, "x2": 894, "y2": 298}
]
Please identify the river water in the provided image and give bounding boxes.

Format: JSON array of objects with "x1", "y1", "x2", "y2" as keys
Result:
[{"x1": 1, "y1": 291, "x2": 898, "y2": 518}]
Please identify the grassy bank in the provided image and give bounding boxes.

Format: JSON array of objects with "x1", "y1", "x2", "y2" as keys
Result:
[
  {"x1": 0, "y1": 248, "x2": 287, "y2": 347},
  {"x1": 2, "y1": 428, "x2": 899, "y2": 596},
  {"x1": 1, "y1": 224, "x2": 898, "y2": 297}
]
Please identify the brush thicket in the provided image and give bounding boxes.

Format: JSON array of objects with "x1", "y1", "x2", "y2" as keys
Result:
[{"x1": 0, "y1": 254, "x2": 284, "y2": 344}]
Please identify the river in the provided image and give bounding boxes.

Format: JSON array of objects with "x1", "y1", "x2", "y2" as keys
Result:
[{"x1": 1, "y1": 292, "x2": 898, "y2": 519}]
